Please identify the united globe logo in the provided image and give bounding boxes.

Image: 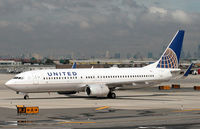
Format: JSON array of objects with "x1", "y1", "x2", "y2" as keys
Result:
[{"x1": 157, "y1": 48, "x2": 178, "y2": 68}]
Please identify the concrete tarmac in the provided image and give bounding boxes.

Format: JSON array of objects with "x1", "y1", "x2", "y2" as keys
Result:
[{"x1": 1, "y1": 74, "x2": 200, "y2": 128}]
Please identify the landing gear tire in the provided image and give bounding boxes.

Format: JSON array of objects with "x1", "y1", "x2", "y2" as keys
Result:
[
  {"x1": 111, "y1": 93, "x2": 116, "y2": 99},
  {"x1": 24, "y1": 95, "x2": 29, "y2": 100},
  {"x1": 107, "y1": 92, "x2": 116, "y2": 99}
]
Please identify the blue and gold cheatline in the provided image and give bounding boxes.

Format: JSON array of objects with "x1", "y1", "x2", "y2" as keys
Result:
[{"x1": 157, "y1": 48, "x2": 178, "y2": 68}]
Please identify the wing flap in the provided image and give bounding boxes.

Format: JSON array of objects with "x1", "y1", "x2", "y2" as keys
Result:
[{"x1": 106, "y1": 80, "x2": 160, "y2": 88}]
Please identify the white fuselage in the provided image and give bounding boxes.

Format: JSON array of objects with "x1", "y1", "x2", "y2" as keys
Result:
[{"x1": 5, "y1": 67, "x2": 172, "y2": 93}]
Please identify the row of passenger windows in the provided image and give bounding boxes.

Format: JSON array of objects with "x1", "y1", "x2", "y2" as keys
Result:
[
  {"x1": 43, "y1": 74, "x2": 154, "y2": 80},
  {"x1": 44, "y1": 76, "x2": 77, "y2": 80},
  {"x1": 94, "y1": 75, "x2": 154, "y2": 79}
]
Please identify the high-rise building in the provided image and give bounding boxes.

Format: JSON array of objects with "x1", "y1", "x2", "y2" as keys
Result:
[
  {"x1": 126, "y1": 53, "x2": 132, "y2": 59},
  {"x1": 180, "y1": 50, "x2": 185, "y2": 59},
  {"x1": 186, "y1": 51, "x2": 191, "y2": 58},
  {"x1": 114, "y1": 53, "x2": 120, "y2": 59},
  {"x1": 197, "y1": 44, "x2": 200, "y2": 58},
  {"x1": 147, "y1": 52, "x2": 153, "y2": 59},
  {"x1": 105, "y1": 50, "x2": 110, "y2": 59}
]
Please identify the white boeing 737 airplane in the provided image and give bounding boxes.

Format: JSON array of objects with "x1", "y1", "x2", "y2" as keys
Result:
[{"x1": 5, "y1": 30, "x2": 185, "y2": 99}]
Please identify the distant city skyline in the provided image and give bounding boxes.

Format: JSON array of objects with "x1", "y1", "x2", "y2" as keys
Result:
[
  {"x1": 0, "y1": 0, "x2": 200, "y2": 58},
  {"x1": 0, "y1": 46, "x2": 199, "y2": 60}
]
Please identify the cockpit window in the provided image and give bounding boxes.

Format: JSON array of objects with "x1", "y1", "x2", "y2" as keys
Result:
[{"x1": 13, "y1": 77, "x2": 24, "y2": 79}]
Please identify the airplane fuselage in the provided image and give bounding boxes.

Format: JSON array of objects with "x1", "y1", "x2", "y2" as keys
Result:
[{"x1": 5, "y1": 67, "x2": 172, "y2": 93}]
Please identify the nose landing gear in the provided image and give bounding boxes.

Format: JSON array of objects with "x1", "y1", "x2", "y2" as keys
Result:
[{"x1": 24, "y1": 95, "x2": 29, "y2": 100}]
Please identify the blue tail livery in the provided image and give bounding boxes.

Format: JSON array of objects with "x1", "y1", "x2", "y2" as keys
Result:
[
  {"x1": 183, "y1": 63, "x2": 193, "y2": 77},
  {"x1": 156, "y1": 30, "x2": 184, "y2": 69}
]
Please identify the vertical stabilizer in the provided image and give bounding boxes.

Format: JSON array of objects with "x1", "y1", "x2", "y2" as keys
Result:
[{"x1": 145, "y1": 30, "x2": 185, "y2": 69}]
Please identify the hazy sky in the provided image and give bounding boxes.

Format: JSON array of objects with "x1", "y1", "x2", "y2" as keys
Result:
[{"x1": 0, "y1": 0, "x2": 200, "y2": 58}]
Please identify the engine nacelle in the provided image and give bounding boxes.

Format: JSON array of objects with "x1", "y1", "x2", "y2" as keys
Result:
[{"x1": 86, "y1": 84, "x2": 109, "y2": 97}]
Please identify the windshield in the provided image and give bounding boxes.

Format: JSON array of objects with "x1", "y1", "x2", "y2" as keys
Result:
[{"x1": 13, "y1": 77, "x2": 24, "y2": 79}]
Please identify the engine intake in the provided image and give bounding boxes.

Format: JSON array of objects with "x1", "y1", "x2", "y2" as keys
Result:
[{"x1": 86, "y1": 84, "x2": 109, "y2": 97}]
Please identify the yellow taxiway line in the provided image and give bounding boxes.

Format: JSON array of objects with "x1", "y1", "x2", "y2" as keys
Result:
[
  {"x1": 95, "y1": 106, "x2": 110, "y2": 111},
  {"x1": 173, "y1": 109, "x2": 200, "y2": 112}
]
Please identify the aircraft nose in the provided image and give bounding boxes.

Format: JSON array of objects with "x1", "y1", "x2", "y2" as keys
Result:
[{"x1": 5, "y1": 80, "x2": 14, "y2": 88}]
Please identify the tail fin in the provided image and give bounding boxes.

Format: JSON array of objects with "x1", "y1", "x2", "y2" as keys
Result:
[{"x1": 145, "y1": 30, "x2": 185, "y2": 69}]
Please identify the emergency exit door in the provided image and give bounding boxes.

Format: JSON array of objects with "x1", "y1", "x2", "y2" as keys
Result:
[{"x1": 33, "y1": 73, "x2": 39, "y2": 85}]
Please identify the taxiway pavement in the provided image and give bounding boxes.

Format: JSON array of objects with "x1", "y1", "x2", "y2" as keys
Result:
[{"x1": 0, "y1": 74, "x2": 200, "y2": 129}]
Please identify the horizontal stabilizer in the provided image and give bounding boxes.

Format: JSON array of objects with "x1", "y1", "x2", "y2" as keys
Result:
[
  {"x1": 183, "y1": 63, "x2": 193, "y2": 77},
  {"x1": 72, "y1": 62, "x2": 77, "y2": 69}
]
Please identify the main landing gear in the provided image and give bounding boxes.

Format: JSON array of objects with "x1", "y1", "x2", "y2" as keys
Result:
[
  {"x1": 107, "y1": 92, "x2": 116, "y2": 99},
  {"x1": 24, "y1": 94, "x2": 29, "y2": 100}
]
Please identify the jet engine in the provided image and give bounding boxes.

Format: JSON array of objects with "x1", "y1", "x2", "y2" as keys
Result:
[{"x1": 86, "y1": 84, "x2": 109, "y2": 97}]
